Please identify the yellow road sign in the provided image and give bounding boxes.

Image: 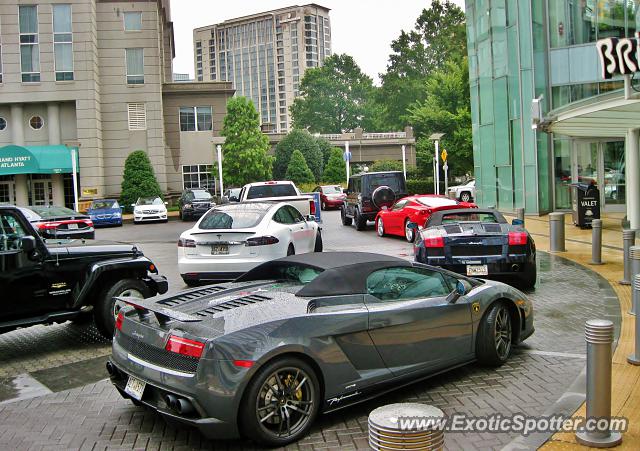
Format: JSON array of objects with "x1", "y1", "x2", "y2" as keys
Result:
[{"x1": 441, "y1": 148, "x2": 448, "y2": 162}]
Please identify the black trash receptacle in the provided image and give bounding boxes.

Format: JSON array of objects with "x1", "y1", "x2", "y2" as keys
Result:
[{"x1": 571, "y1": 182, "x2": 600, "y2": 228}]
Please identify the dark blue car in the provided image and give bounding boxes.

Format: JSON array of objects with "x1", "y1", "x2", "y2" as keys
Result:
[{"x1": 87, "y1": 199, "x2": 123, "y2": 227}]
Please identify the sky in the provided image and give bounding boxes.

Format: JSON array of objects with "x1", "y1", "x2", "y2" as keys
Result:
[{"x1": 170, "y1": 0, "x2": 466, "y2": 85}]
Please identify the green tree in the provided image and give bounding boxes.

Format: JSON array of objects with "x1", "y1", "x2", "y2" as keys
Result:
[
  {"x1": 409, "y1": 58, "x2": 472, "y2": 176},
  {"x1": 315, "y1": 137, "x2": 333, "y2": 169},
  {"x1": 120, "y1": 150, "x2": 162, "y2": 211},
  {"x1": 290, "y1": 54, "x2": 378, "y2": 133},
  {"x1": 273, "y1": 129, "x2": 324, "y2": 181},
  {"x1": 323, "y1": 147, "x2": 347, "y2": 184},
  {"x1": 369, "y1": 159, "x2": 404, "y2": 172},
  {"x1": 220, "y1": 96, "x2": 273, "y2": 187},
  {"x1": 378, "y1": 0, "x2": 467, "y2": 129},
  {"x1": 285, "y1": 149, "x2": 315, "y2": 185}
]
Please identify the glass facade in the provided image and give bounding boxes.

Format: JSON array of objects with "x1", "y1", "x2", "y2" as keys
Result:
[{"x1": 466, "y1": 0, "x2": 629, "y2": 214}]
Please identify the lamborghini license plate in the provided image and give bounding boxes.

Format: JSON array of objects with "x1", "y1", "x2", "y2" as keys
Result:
[
  {"x1": 211, "y1": 244, "x2": 229, "y2": 255},
  {"x1": 124, "y1": 375, "x2": 146, "y2": 401},
  {"x1": 466, "y1": 264, "x2": 488, "y2": 276}
]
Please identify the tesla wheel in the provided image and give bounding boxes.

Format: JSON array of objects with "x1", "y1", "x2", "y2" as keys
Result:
[
  {"x1": 341, "y1": 207, "x2": 352, "y2": 226},
  {"x1": 520, "y1": 262, "x2": 537, "y2": 289},
  {"x1": 376, "y1": 218, "x2": 385, "y2": 237},
  {"x1": 287, "y1": 244, "x2": 295, "y2": 256},
  {"x1": 314, "y1": 233, "x2": 323, "y2": 252},
  {"x1": 240, "y1": 357, "x2": 320, "y2": 447},
  {"x1": 355, "y1": 209, "x2": 367, "y2": 231},
  {"x1": 476, "y1": 302, "x2": 512, "y2": 367},
  {"x1": 460, "y1": 191, "x2": 471, "y2": 203},
  {"x1": 94, "y1": 278, "x2": 150, "y2": 338},
  {"x1": 404, "y1": 219, "x2": 415, "y2": 243}
]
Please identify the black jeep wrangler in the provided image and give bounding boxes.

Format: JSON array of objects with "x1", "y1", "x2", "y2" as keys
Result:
[
  {"x1": 341, "y1": 171, "x2": 408, "y2": 231},
  {"x1": 0, "y1": 206, "x2": 167, "y2": 338}
]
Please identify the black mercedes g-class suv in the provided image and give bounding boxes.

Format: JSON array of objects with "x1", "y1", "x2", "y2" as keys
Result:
[
  {"x1": 341, "y1": 171, "x2": 408, "y2": 231},
  {"x1": 0, "y1": 206, "x2": 167, "y2": 338}
]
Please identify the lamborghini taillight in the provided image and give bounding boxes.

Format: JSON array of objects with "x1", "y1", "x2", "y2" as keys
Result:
[
  {"x1": 165, "y1": 335, "x2": 205, "y2": 359},
  {"x1": 508, "y1": 232, "x2": 528, "y2": 246}
]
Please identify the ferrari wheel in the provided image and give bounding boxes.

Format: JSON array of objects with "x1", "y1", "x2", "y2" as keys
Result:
[
  {"x1": 460, "y1": 191, "x2": 471, "y2": 203},
  {"x1": 240, "y1": 357, "x2": 320, "y2": 447},
  {"x1": 476, "y1": 302, "x2": 512, "y2": 366},
  {"x1": 404, "y1": 219, "x2": 415, "y2": 243},
  {"x1": 376, "y1": 218, "x2": 385, "y2": 237}
]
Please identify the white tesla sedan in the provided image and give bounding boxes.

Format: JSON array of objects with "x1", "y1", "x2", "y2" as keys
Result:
[
  {"x1": 178, "y1": 201, "x2": 322, "y2": 286},
  {"x1": 132, "y1": 196, "x2": 168, "y2": 223}
]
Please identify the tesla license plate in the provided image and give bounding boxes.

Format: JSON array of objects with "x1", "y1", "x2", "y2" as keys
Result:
[
  {"x1": 211, "y1": 244, "x2": 229, "y2": 255},
  {"x1": 467, "y1": 264, "x2": 488, "y2": 276},
  {"x1": 67, "y1": 223, "x2": 79, "y2": 229},
  {"x1": 125, "y1": 375, "x2": 146, "y2": 401}
]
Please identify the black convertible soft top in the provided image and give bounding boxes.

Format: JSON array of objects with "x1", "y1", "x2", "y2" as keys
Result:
[
  {"x1": 426, "y1": 208, "x2": 507, "y2": 227},
  {"x1": 236, "y1": 252, "x2": 411, "y2": 297}
]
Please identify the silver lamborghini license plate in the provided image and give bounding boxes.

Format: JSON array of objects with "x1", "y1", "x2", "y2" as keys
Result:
[
  {"x1": 211, "y1": 244, "x2": 229, "y2": 255},
  {"x1": 467, "y1": 264, "x2": 488, "y2": 276},
  {"x1": 125, "y1": 375, "x2": 146, "y2": 401}
]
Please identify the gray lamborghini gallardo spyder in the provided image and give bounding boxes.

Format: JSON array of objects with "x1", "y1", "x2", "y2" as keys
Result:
[{"x1": 107, "y1": 252, "x2": 534, "y2": 446}]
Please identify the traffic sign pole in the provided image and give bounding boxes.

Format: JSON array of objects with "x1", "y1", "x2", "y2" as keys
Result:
[
  {"x1": 434, "y1": 140, "x2": 440, "y2": 195},
  {"x1": 441, "y1": 148, "x2": 448, "y2": 194}
]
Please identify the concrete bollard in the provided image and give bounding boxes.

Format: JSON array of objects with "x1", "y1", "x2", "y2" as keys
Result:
[
  {"x1": 575, "y1": 320, "x2": 622, "y2": 447},
  {"x1": 516, "y1": 207, "x2": 525, "y2": 225},
  {"x1": 369, "y1": 403, "x2": 445, "y2": 451},
  {"x1": 628, "y1": 276, "x2": 640, "y2": 365},
  {"x1": 549, "y1": 212, "x2": 566, "y2": 252},
  {"x1": 620, "y1": 230, "x2": 636, "y2": 285},
  {"x1": 591, "y1": 219, "x2": 603, "y2": 265}
]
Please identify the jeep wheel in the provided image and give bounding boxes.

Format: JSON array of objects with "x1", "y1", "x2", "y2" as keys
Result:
[
  {"x1": 355, "y1": 209, "x2": 367, "y2": 231},
  {"x1": 341, "y1": 207, "x2": 352, "y2": 226},
  {"x1": 94, "y1": 279, "x2": 150, "y2": 338}
]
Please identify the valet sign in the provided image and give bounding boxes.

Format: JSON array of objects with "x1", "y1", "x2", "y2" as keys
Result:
[{"x1": 597, "y1": 36, "x2": 640, "y2": 79}]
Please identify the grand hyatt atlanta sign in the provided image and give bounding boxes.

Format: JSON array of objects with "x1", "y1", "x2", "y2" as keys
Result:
[{"x1": 597, "y1": 36, "x2": 640, "y2": 79}]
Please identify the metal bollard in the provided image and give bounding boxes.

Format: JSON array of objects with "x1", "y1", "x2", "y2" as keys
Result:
[
  {"x1": 590, "y1": 219, "x2": 603, "y2": 265},
  {"x1": 575, "y1": 320, "x2": 622, "y2": 447},
  {"x1": 516, "y1": 207, "x2": 525, "y2": 225},
  {"x1": 628, "y1": 276, "x2": 640, "y2": 365},
  {"x1": 549, "y1": 212, "x2": 566, "y2": 252},
  {"x1": 630, "y1": 247, "x2": 640, "y2": 315},
  {"x1": 369, "y1": 403, "x2": 445, "y2": 451},
  {"x1": 619, "y1": 229, "x2": 635, "y2": 285}
]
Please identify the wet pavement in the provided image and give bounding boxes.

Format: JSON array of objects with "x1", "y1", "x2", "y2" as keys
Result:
[{"x1": 0, "y1": 211, "x2": 622, "y2": 450}]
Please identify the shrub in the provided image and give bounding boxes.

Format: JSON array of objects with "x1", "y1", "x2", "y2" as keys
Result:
[
  {"x1": 323, "y1": 148, "x2": 347, "y2": 184},
  {"x1": 369, "y1": 159, "x2": 404, "y2": 172},
  {"x1": 285, "y1": 150, "x2": 315, "y2": 185},
  {"x1": 120, "y1": 150, "x2": 162, "y2": 211},
  {"x1": 406, "y1": 178, "x2": 434, "y2": 195},
  {"x1": 274, "y1": 129, "x2": 323, "y2": 181}
]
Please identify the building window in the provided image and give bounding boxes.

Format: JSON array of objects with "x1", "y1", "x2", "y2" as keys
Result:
[
  {"x1": 0, "y1": 117, "x2": 6, "y2": 131},
  {"x1": 19, "y1": 5, "x2": 40, "y2": 83},
  {"x1": 125, "y1": 48, "x2": 144, "y2": 84},
  {"x1": 127, "y1": 103, "x2": 146, "y2": 130},
  {"x1": 124, "y1": 12, "x2": 142, "y2": 31},
  {"x1": 182, "y1": 164, "x2": 214, "y2": 190},
  {"x1": 53, "y1": 4, "x2": 73, "y2": 81},
  {"x1": 29, "y1": 115, "x2": 44, "y2": 130},
  {"x1": 179, "y1": 106, "x2": 212, "y2": 131}
]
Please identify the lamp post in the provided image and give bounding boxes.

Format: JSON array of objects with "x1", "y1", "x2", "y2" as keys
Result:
[
  {"x1": 211, "y1": 137, "x2": 225, "y2": 197},
  {"x1": 429, "y1": 133, "x2": 445, "y2": 195},
  {"x1": 344, "y1": 141, "x2": 351, "y2": 181}
]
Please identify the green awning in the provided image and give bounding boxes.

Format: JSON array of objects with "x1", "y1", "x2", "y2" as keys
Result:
[{"x1": 0, "y1": 145, "x2": 78, "y2": 176}]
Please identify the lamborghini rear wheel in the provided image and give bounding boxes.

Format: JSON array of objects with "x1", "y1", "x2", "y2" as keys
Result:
[
  {"x1": 240, "y1": 357, "x2": 320, "y2": 447},
  {"x1": 476, "y1": 302, "x2": 512, "y2": 367}
]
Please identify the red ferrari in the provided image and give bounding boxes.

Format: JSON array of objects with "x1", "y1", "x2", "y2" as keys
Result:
[{"x1": 375, "y1": 195, "x2": 477, "y2": 242}]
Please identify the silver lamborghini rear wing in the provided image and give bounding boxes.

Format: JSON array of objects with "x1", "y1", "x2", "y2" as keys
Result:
[{"x1": 115, "y1": 296, "x2": 203, "y2": 324}]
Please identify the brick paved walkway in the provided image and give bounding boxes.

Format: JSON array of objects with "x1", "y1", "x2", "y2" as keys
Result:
[{"x1": 0, "y1": 252, "x2": 621, "y2": 450}]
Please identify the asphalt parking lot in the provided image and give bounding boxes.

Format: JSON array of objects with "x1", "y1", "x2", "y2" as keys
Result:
[{"x1": 0, "y1": 210, "x2": 622, "y2": 450}]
